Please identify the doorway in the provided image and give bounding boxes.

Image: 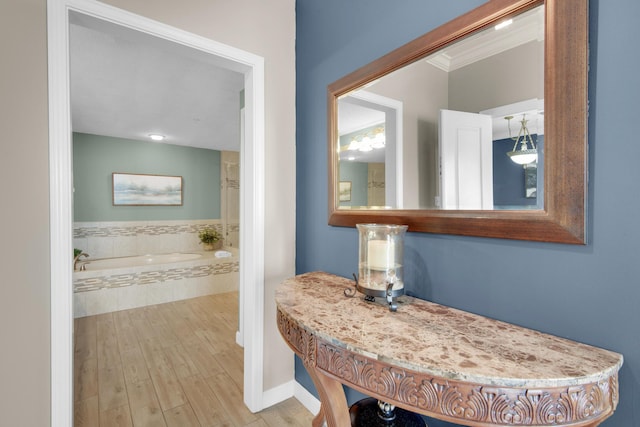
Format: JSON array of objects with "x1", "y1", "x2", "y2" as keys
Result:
[{"x1": 48, "y1": 0, "x2": 266, "y2": 424}]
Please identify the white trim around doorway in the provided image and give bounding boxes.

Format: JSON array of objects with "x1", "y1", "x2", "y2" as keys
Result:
[{"x1": 47, "y1": 0, "x2": 266, "y2": 424}]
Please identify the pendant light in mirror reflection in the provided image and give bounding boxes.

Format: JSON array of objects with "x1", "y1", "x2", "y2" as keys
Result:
[
  {"x1": 345, "y1": 224, "x2": 407, "y2": 312},
  {"x1": 505, "y1": 114, "x2": 538, "y2": 165}
]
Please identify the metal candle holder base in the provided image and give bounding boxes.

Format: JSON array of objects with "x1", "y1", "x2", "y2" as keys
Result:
[
  {"x1": 349, "y1": 397, "x2": 426, "y2": 426},
  {"x1": 344, "y1": 274, "x2": 403, "y2": 312}
]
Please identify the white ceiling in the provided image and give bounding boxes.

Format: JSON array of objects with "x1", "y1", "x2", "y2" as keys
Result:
[
  {"x1": 425, "y1": 6, "x2": 544, "y2": 72},
  {"x1": 338, "y1": 101, "x2": 386, "y2": 163},
  {"x1": 338, "y1": 100, "x2": 385, "y2": 136},
  {"x1": 70, "y1": 7, "x2": 541, "y2": 155},
  {"x1": 69, "y1": 12, "x2": 244, "y2": 151}
]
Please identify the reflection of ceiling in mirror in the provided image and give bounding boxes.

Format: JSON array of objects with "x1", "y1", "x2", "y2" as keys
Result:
[
  {"x1": 335, "y1": 5, "x2": 545, "y2": 183},
  {"x1": 425, "y1": 5, "x2": 543, "y2": 72},
  {"x1": 338, "y1": 101, "x2": 384, "y2": 135},
  {"x1": 480, "y1": 98, "x2": 544, "y2": 140},
  {"x1": 338, "y1": 100, "x2": 386, "y2": 163}
]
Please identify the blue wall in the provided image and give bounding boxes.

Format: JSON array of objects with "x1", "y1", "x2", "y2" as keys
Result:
[
  {"x1": 295, "y1": 1, "x2": 640, "y2": 426},
  {"x1": 493, "y1": 135, "x2": 543, "y2": 208},
  {"x1": 73, "y1": 132, "x2": 221, "y2": 221}
]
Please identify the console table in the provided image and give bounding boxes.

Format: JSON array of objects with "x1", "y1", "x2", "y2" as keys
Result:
[{"x1": 275, "y1": 272, "x2": 623, "y2": 427}]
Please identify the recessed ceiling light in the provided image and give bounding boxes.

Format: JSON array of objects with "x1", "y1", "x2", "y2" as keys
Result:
[{"x1": 148, "y1": 134, "x2": 165, "y2": 141}]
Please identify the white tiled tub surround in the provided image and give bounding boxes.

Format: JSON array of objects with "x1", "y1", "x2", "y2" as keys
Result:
[
  {"x1": 72, "y1": 220, "x2": 238, "y2": 318},
  {"x1": 73, "y1": 249, "x2": 238, "y2": 317},
  {"x1": 73, "y1": 219, "x2": 230, "y2": 259}
]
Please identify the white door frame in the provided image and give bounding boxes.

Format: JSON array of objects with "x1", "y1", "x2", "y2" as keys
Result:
[{"x1": 47, "y1": 1, "x2": 266, "y2": 425}]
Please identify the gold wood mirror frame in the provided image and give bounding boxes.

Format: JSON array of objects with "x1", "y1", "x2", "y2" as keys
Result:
[{"x1": 328, "y1": 0, "x2": 587, "y2": 244}]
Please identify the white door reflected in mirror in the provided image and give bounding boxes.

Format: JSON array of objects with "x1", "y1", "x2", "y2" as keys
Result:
[{"x1": 439, "y1": 109, "x2": 493, "y2": 210}]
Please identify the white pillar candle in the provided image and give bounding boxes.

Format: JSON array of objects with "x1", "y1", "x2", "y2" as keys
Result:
[{"x1": 367, "y1": 240, "x2": 394, "y2": 270}]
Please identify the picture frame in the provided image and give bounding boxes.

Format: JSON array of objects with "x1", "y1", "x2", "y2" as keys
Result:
[
  {"x1": 112, "y1": 172, "x2": 183, "y2": 206},
  {"x1": 524, "y1": 164, "x2": 537, "y2": 199},
  {"x1": 339, "y1": 181, "x2": 352, "y2": 202}
]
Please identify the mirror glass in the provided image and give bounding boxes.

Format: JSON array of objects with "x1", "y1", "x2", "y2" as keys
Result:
[
  {"x1": 336, "y1": 5, "x2": 544, "y2": 211},
  {"x1": 329, "y1": 0, "x2": 587, "y2": 244}
]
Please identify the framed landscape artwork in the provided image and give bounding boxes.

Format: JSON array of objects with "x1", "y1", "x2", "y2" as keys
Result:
[
  {"x1": 339, "y1": 181, "x2": 352, "y2": 202},
  {"x1": 112, "y1": 173, "x2": 183, "y2": 206}
]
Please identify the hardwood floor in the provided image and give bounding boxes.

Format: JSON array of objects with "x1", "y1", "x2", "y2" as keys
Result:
[{"x1": 74, "y1": 292, "x2": 315, "y2": 426}]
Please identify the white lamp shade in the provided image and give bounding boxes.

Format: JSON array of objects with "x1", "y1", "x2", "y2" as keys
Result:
[{"x1": 508, "y1": 149, "x2": 537, "y2": 165}]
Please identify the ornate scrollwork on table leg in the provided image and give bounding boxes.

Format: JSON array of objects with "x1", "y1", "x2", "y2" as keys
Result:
[{"x1": 277, "y1": 308, "x2": 351, "y2": 427}]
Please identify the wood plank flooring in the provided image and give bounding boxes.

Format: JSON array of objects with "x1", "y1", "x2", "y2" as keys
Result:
[{"x1": 74, "y1": 292, "x2": 314, "y2": 427}]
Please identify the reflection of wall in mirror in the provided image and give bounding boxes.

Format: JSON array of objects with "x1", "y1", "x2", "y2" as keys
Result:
[
  {"x1": 525, "y1": 164, "x2": 537, "y2": 199},
  {"x1": 339, "y1": 161, "x2": 367, "y2": 207},
  {"x1": 364, "y1": 40, "x2": 543, "y2": 209},
  {"x1": 449, "y1": 40, "x2": 544, "y2": 113},
  {"x1": 492, "y1": 135, "x2": 544, "y2": 208},
  {"x1": 366, "y1": 60, "x2": 447, "y2": 209},
  {"x1": 367, "y1": 163, "x2": 385, "y2": 206},
  {"x1": 339, "y1": 161, "x2": 386, "y2": 207}
]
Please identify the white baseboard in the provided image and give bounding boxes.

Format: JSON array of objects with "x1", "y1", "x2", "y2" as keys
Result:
[
  {"x1": 262, "y1": 381, "x2": 295, "y2": 409},
  {"x1": 294, "y1": 381, "x2": 321, "y2": 416},
  {"x1": 260, "y1": 380, "x2": 320, "y2": 416}
]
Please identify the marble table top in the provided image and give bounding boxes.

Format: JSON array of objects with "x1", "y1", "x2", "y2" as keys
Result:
[{"x1": 275, "y1": 272, "x2": 623, "y2": 389}]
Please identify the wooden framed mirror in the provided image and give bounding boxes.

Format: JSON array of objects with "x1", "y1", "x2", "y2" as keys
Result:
[{"x1": 328, "y1": 0, "x2": 587, "y2": 244}]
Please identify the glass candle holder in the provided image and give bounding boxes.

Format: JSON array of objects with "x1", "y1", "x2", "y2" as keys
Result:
[{"x1": 356, "y1": 224, "x2": 408, "y2": 299}]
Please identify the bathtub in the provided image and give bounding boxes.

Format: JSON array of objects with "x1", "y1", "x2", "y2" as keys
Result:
[
  {"x1": 81, "y1": 252, "x2": 202, "y2": 271},
  {"x1": 73, "y1": 249, "x2": 238, "y2": 317}
]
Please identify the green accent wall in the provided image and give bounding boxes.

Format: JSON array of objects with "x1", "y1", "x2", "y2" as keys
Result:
[
  {"x1": 338, "y1": 161, "x2": 368, "y2": 207},
  {"x1": 73, "y1": 132, "x2": 221, "y2": 221},
  {"x1": 339, "y1": 126, "x2": 382, "y2": 207}
]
